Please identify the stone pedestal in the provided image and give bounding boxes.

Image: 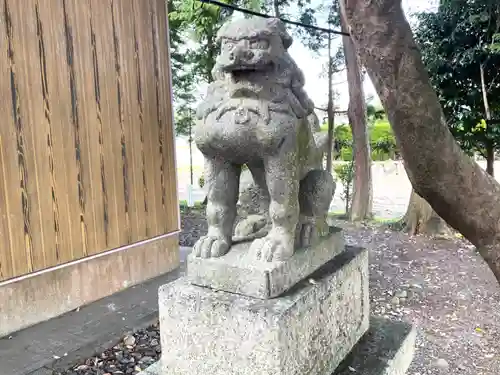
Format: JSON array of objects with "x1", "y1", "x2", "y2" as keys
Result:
[
  {"x1": 158, "y1": 246, "x2": 369, "y2": 375},
  {"x1": 140, "y1": 317, "x2": 416, "y2": 375},
  {"x1": 139, "y1": 227, "x2": 416, "y2": 375}
]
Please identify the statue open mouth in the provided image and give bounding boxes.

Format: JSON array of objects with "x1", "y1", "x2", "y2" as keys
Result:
[{"x1": 224, "y1": 62, "x2": 275, "y2": 81}]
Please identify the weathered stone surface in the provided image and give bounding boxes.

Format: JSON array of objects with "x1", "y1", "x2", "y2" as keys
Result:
[
  {"x1": 138, "y1": 317, "x2": 416, "y2": 375},
  {"x1": 188, "y1": 226, "x2": 345, "y2": 299},
  {"x1": 158, "y1": 246, "x2": 369, "y2": 375},
  {"x1": 334, "y1": 317, "x2": 416, "y2": 375},
  {"x1": 137, "y1": 363, "x2": 161, "y2": 375},
  {"x1": 192, "y1": 16, "x2": 335, "y2": 263}
]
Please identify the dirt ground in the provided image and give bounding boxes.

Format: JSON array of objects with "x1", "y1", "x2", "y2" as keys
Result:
[
  {"x1": 59, "y1": 209, "x2": 500, "y2": 374},
  {"x1": 180, "y1": 209, "x2": 500, "y2": 375}
]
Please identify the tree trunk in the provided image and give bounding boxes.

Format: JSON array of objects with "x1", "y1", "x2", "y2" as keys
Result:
[
  {"x1": 340, "y1": 0, "x2": 500, "y2": 283},
  {"x1": 273, "y1": 0, "x2": 280, "y2": 18},
  {"x1": 486, "y1": 144, "x2": 495, "y2": 176},
  {"x1": 326, "y1": 32, "x2": 334, "y2": 174},
  {"x1": 480, "y1": 63, "x2": 494, "y2": 177},
  {"x1": 341, "y1": 13, "x2": 373, "y2": 221},
  {"x1": 400, "y1": 189, "x2": 451, "y2": 237}
]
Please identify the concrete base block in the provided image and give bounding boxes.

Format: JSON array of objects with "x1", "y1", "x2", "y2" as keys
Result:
[
  {"x1": 334, "y1": 317, "x2": 417, "y2": 375},
  {"x1": 138, "y1": 317, "x2": 416, "y2": 375},
  {"x1": 187, "y1": 226, "x2": 345, "y2": 299},
  {"x1": 157, "y1": 246, "x2": 369, "y2": 375}
]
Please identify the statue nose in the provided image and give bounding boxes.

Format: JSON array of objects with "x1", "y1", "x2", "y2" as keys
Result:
[{"x1": 229, "y1": 49, "x2": 254, "y2": 62}]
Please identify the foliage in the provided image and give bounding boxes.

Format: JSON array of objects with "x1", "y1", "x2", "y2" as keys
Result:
[
  {"x1": 257, "y1": 0, "x2": 329, "y2": 52},
  {"x1": 174, "y1": 106, "x2": 195, "y2": 137},
  {"x1": 333, "y1": 162, "x2": 354, "y2": 214},
  {"x1": 168, "y1": 0, "x2": 334, "y2": 135},
  {"x1": 332, "y1": 121, "x2": 398, "y2": 161},
  {"x1": 169, "y1": 0, "x2": 245, "y2": 135},
  {"x1": 168, "y1": 0, "x2": 196, "y2": 135},
  {"x1": 413, "y1": 0, "x2": 500, "y2": 157},
  {"x1": 370, "y1": 120, "x2": 398, "y2": 161},
  {"x1": 198, "y1": 174, "x2": 205, "y2": 188},
  {"x1": 366, "y1": 103, "x2": 385, "y2": 124}
]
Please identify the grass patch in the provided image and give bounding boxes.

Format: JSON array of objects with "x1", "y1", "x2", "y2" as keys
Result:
[
  {"x1": 328, "y1": 211, "x2": 349, "y2": 220},
  {"x1": 370, "y1": 217, "x2": 402, "y2": 225},
  {"x1": 179, "y1": 200, "x2": 206, "y2": 213},
  {"x1": 328, "y1": 211, "x2": 404, "y2": 228}
]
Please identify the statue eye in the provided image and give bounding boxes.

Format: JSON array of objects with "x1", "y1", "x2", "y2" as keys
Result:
[
  {"x1": 250, "y1": 39, "x2": 269, "y2": 49},
  {"x1": 223, "y1": 41, "x2": 235, "y2": 50}
]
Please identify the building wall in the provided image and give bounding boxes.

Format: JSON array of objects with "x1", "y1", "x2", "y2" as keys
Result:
[
  {"x1": 0, "y1": 0, "x2": 179, "y2": 336},
  {"x1": 0, "y1": 233, "x2": 179, "y2": 338},
  {"x1": 0, "y1": 0, "x2": 179, "y2": 282}
]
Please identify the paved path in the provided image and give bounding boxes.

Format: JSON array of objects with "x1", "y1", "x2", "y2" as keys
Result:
[
  {"x1": 175, "y1": 137, "x2": 498, "y2": 219},
  {"x1": 0, "y1": 249, "x2": 190, "y2": 375}
]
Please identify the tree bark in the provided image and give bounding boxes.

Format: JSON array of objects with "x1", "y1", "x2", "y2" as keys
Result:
[
  {"x1": 326, "y1": 32, "x2": 335, "y2": 174},
  {"x1": 340, "y1": 0, "x2": 500, "y2": 283},
  {"x1": 341, "y1": 13, "x2": 373, "y2": 221},
  {"x1": 400, "y1": 189, "x2": 451, "y2": 237},
  {"x1": 273, "y1": 0, "x2": 280, "y2": 18},
  {"x1": 486, "y1": 144, "x2": 495, "y2": 176},
  {"x1": 480, "y1": 63, "x2": 494, "y2": 177}
]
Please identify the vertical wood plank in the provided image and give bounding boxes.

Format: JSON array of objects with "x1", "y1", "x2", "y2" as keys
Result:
[
  {"x1": 2, "y1": 0, "x2": 35, "y2": 275},
  {"x1": 152, "y1": 0, "x2": 179, "y2": 232},
  {"x1": 89, "y1": 0, "x2": 124, "y2": 249},
  {"x1": 112, "y1": 0, "x2": 147, "y2": 242},
  {"x1": 63, "y1": 0, "x2": 104, "y2": 255},
  {"x1": 109, "y1": 0, "x2": 132, "y2": 243},
  {"x1": 33, "y1": 0, "x2": 73, "y2": 266},
  {"x1": 130, "y1": 3, "x2": 151, "y2": 239},
  {"x1": 0, "y1": 0, "x2": 14, "y2": 280},
  {"x1": 37, "y1": 0, "x2": 83, "y2": 264},
  {"x1": 10, "y1": 0, "x2": 62, "y2": 270},
  {"x1": 134, "y1": 0, "x2": 161, "y2": 237}
]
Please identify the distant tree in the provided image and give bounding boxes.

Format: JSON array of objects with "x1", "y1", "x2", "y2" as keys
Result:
[
  {"x1": 414, "y1": 0, "x2": 500, "y2": 175},
  {"x1": 340, "y1": 0, "x2": 500, "y2": 283}
]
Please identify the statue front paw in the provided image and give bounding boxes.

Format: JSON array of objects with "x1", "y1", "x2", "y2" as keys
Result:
[
  {"x1": 249, "y1": 230, "x2": 294, "y2": 262},
  {"x1": 193, "y1": 235, "x2": 231, "y2": 259}
]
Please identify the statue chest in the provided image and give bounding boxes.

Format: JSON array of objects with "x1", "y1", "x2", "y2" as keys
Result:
[{"x1": 194, "y1": 105, "x2": 297, "y2": 162}]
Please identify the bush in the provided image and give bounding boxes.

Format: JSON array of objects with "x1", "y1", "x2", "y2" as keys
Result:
[
  {"x1": 333, "y1": 161, "x2": 354, "y2": 214},
  {"x1": 334, "y1": 125, "x2": 353, "y2": 162},
  {"x1": 331, "y1": 122, "x2": 398, "y2": 162},
  {"x1": 370, "y1": 120, "x2": 397, "y2": 160}
]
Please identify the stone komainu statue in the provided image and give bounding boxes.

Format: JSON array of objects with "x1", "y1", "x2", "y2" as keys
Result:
[{"x1": 193, "y1": 16, "x2": 335, "y2": 262}]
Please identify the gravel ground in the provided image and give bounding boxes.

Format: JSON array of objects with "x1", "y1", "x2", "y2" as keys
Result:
[{"x1": 58, "y1": 208, "x2": 500, "y2": 375}]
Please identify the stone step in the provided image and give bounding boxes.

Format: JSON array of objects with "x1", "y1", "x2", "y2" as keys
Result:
[{"x1": 334, "y1": 317, "x2": 416, "y2": 375}]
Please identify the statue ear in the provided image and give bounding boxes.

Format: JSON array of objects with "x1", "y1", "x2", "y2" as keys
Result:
[
  {"x1": 281, "y1": 32, "x2": 293, "y2": 49},
  {"x1": 267, "y1": 17, "x2": 293, "y2": 49}
]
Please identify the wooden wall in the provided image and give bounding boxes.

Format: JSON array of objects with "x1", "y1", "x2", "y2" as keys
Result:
[{"x1": 0, "y1": 0, "x2": 179, "y2": 282}]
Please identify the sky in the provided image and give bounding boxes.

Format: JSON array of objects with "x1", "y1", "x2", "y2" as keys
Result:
[
  {"x1": 188, "y1": 0, "x2": 439, "y2": 124},
  {"x1": 286, "y1": 0, "x2": 439, "y2": 122}
]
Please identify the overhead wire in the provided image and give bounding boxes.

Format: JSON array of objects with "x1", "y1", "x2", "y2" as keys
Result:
[{"x1": 196, "y1": 0, "x2": 349, "y2": 36}]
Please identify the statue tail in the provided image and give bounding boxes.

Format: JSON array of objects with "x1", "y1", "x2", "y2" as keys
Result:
[{"x1": 314, "y1": 132, "x2": 329, "y2": 153}]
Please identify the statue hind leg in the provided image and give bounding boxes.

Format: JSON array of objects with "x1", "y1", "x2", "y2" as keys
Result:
[
  {"x1": 296, "y1": 169, "x2": 336, "y2": 248},
  {"x1": 234, "y1": 162, "x2": 270, "y2": 239}
]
